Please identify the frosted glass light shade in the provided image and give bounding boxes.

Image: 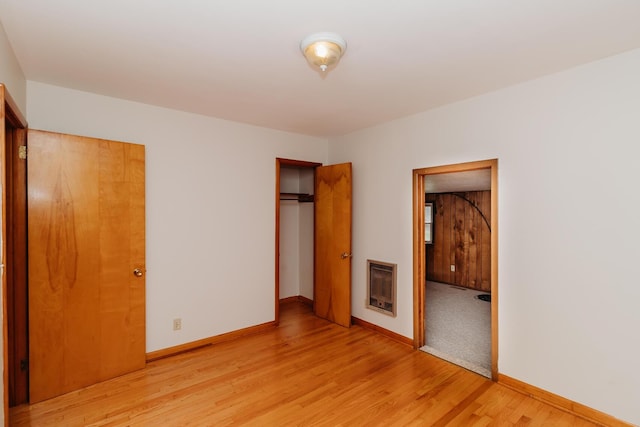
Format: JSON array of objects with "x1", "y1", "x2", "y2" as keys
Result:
[{"x1": 300, "y1": 32, "x2": 347, "y2": 72}]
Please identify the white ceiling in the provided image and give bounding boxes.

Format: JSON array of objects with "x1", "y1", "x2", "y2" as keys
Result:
[
  {"x1": 425, "y1": 169, "x2": 491, "y2": 193},
  {"x1": 1, "y1": 0, "x2": 639, "y2": 137}
]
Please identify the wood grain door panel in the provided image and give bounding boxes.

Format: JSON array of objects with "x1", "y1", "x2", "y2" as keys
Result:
[
  {"x1": 98, "y1": 139, "x2": 146, "y2": 379},
  {"x1": 314, "y1": 163, "x2": 352, "y2": 328},
  {"x1": 28, "y1": 130, "x2": 145, "y2": 403}
]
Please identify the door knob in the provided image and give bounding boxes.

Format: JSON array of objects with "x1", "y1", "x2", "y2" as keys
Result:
[
  {"x1": 340, "y1": 252, "x2": 352, "y2": 259},
  {"x1": 133, "y1": 268, "x2": 144, "y2": 277}
]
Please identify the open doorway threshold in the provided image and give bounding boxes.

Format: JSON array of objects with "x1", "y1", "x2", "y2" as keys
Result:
[
  {"x1": 420, "y1": 345, "x2": 491, "y2": 378},
  {"x1": 421, "y1": 281, "x2": 491, "y2": 378}
]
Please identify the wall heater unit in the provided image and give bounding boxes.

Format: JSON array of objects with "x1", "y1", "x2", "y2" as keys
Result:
[{"x1": 366, "y1": 260, "x2": 397, "y2": 317}]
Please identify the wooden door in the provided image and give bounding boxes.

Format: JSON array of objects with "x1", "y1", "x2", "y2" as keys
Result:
[
  {"x1": 314, "y1": 163, "x2": 352, "y2": 327},
  {"x1": 28, "y1": 129, "x2": 146, "y2": 403}
]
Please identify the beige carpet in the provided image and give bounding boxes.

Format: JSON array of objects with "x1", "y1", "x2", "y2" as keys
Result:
[{"x1": 420, "y1": 281, "x2": 491, "y2": 378}]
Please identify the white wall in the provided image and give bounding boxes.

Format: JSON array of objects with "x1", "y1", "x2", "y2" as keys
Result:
[
  {"x1": 328, "y1": 48, "x2": 640, "y2": 425},
  {"x1": 298, "y1": 203, "x2": 314, "y2": 299},
  {"x1": 0, "y1": 21, "x2": 25, "y2": 113},
  {"x1": 26, "y1": 81, "x2": 328, "y2": 353},
  {"x1": 279, "y1": 200, "x2": 300, "y2": 299},
  {"x1": 0, "y1": 20, "x2": 25, "y2": 425}
]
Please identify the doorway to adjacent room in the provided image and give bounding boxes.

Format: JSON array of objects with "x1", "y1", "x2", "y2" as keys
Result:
[{"x1": 412, "y1": 159, "x2": 498, "y2": 379}]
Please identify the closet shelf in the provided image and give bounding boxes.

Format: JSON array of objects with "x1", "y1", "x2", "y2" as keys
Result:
[{"x1": 279, "y1": 193, "x2": 314, "y2": 203}]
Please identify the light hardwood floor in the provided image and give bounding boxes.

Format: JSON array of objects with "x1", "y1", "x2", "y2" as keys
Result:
[{"x1": 10, "y1": 302, "x2": 601, "y2": 426}]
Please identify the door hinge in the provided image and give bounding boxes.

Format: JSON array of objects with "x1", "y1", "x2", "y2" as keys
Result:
[
  {"x1": 20, "y1": 358, "x2": 28, "y2": 372},
  {"x1": 18, "y1": 145, "x2": 27, "y2": 160}
]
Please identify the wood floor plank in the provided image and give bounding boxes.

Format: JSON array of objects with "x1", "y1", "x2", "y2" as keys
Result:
[{"x1": 10, "y1": 302, "x2": 603, "y2": 426}]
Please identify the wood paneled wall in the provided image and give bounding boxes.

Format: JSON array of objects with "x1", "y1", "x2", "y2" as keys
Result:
[{"x1": 426, "y1": 191, "x2": 491, "y2": 292}]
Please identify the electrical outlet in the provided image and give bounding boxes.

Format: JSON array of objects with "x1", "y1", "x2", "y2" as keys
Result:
[
  {"x1": 173, "y1": 318, "x2": 182, "y2": 331},
  {"x1": 450, "y1": 265, "x2": 456, "y2": 272}
]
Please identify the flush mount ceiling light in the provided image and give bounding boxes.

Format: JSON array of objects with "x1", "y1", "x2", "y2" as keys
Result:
[{"x1": 300, "y1": 32, "x2": 347, "y2": 73}]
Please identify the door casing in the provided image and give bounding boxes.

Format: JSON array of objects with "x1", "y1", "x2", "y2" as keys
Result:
[{"x1": 1, "y1": 84, "x2": 28, "y2": 419}]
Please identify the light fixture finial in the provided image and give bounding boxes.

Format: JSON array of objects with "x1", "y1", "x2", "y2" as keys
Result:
[{"x1": 300, "y1": 32, "x2": 347, "y2": 74}]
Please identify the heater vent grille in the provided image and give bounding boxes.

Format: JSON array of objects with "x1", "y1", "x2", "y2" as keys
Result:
[{"x1": 366, "y1": 260, "x2": 397, "y2": 317}]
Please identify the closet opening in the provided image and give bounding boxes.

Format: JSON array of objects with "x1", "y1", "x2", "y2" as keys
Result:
[{"x1": 274, "y1": 158, "x2": 321, "y2": 324}]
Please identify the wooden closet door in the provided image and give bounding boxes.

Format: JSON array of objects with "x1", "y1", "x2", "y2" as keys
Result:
[
  {"x1": 28, "y1": 129, "x2": 146, "y2": 403},
  {"x1": 314, "y1": 162, "x2": 352, "y2": 328}
]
